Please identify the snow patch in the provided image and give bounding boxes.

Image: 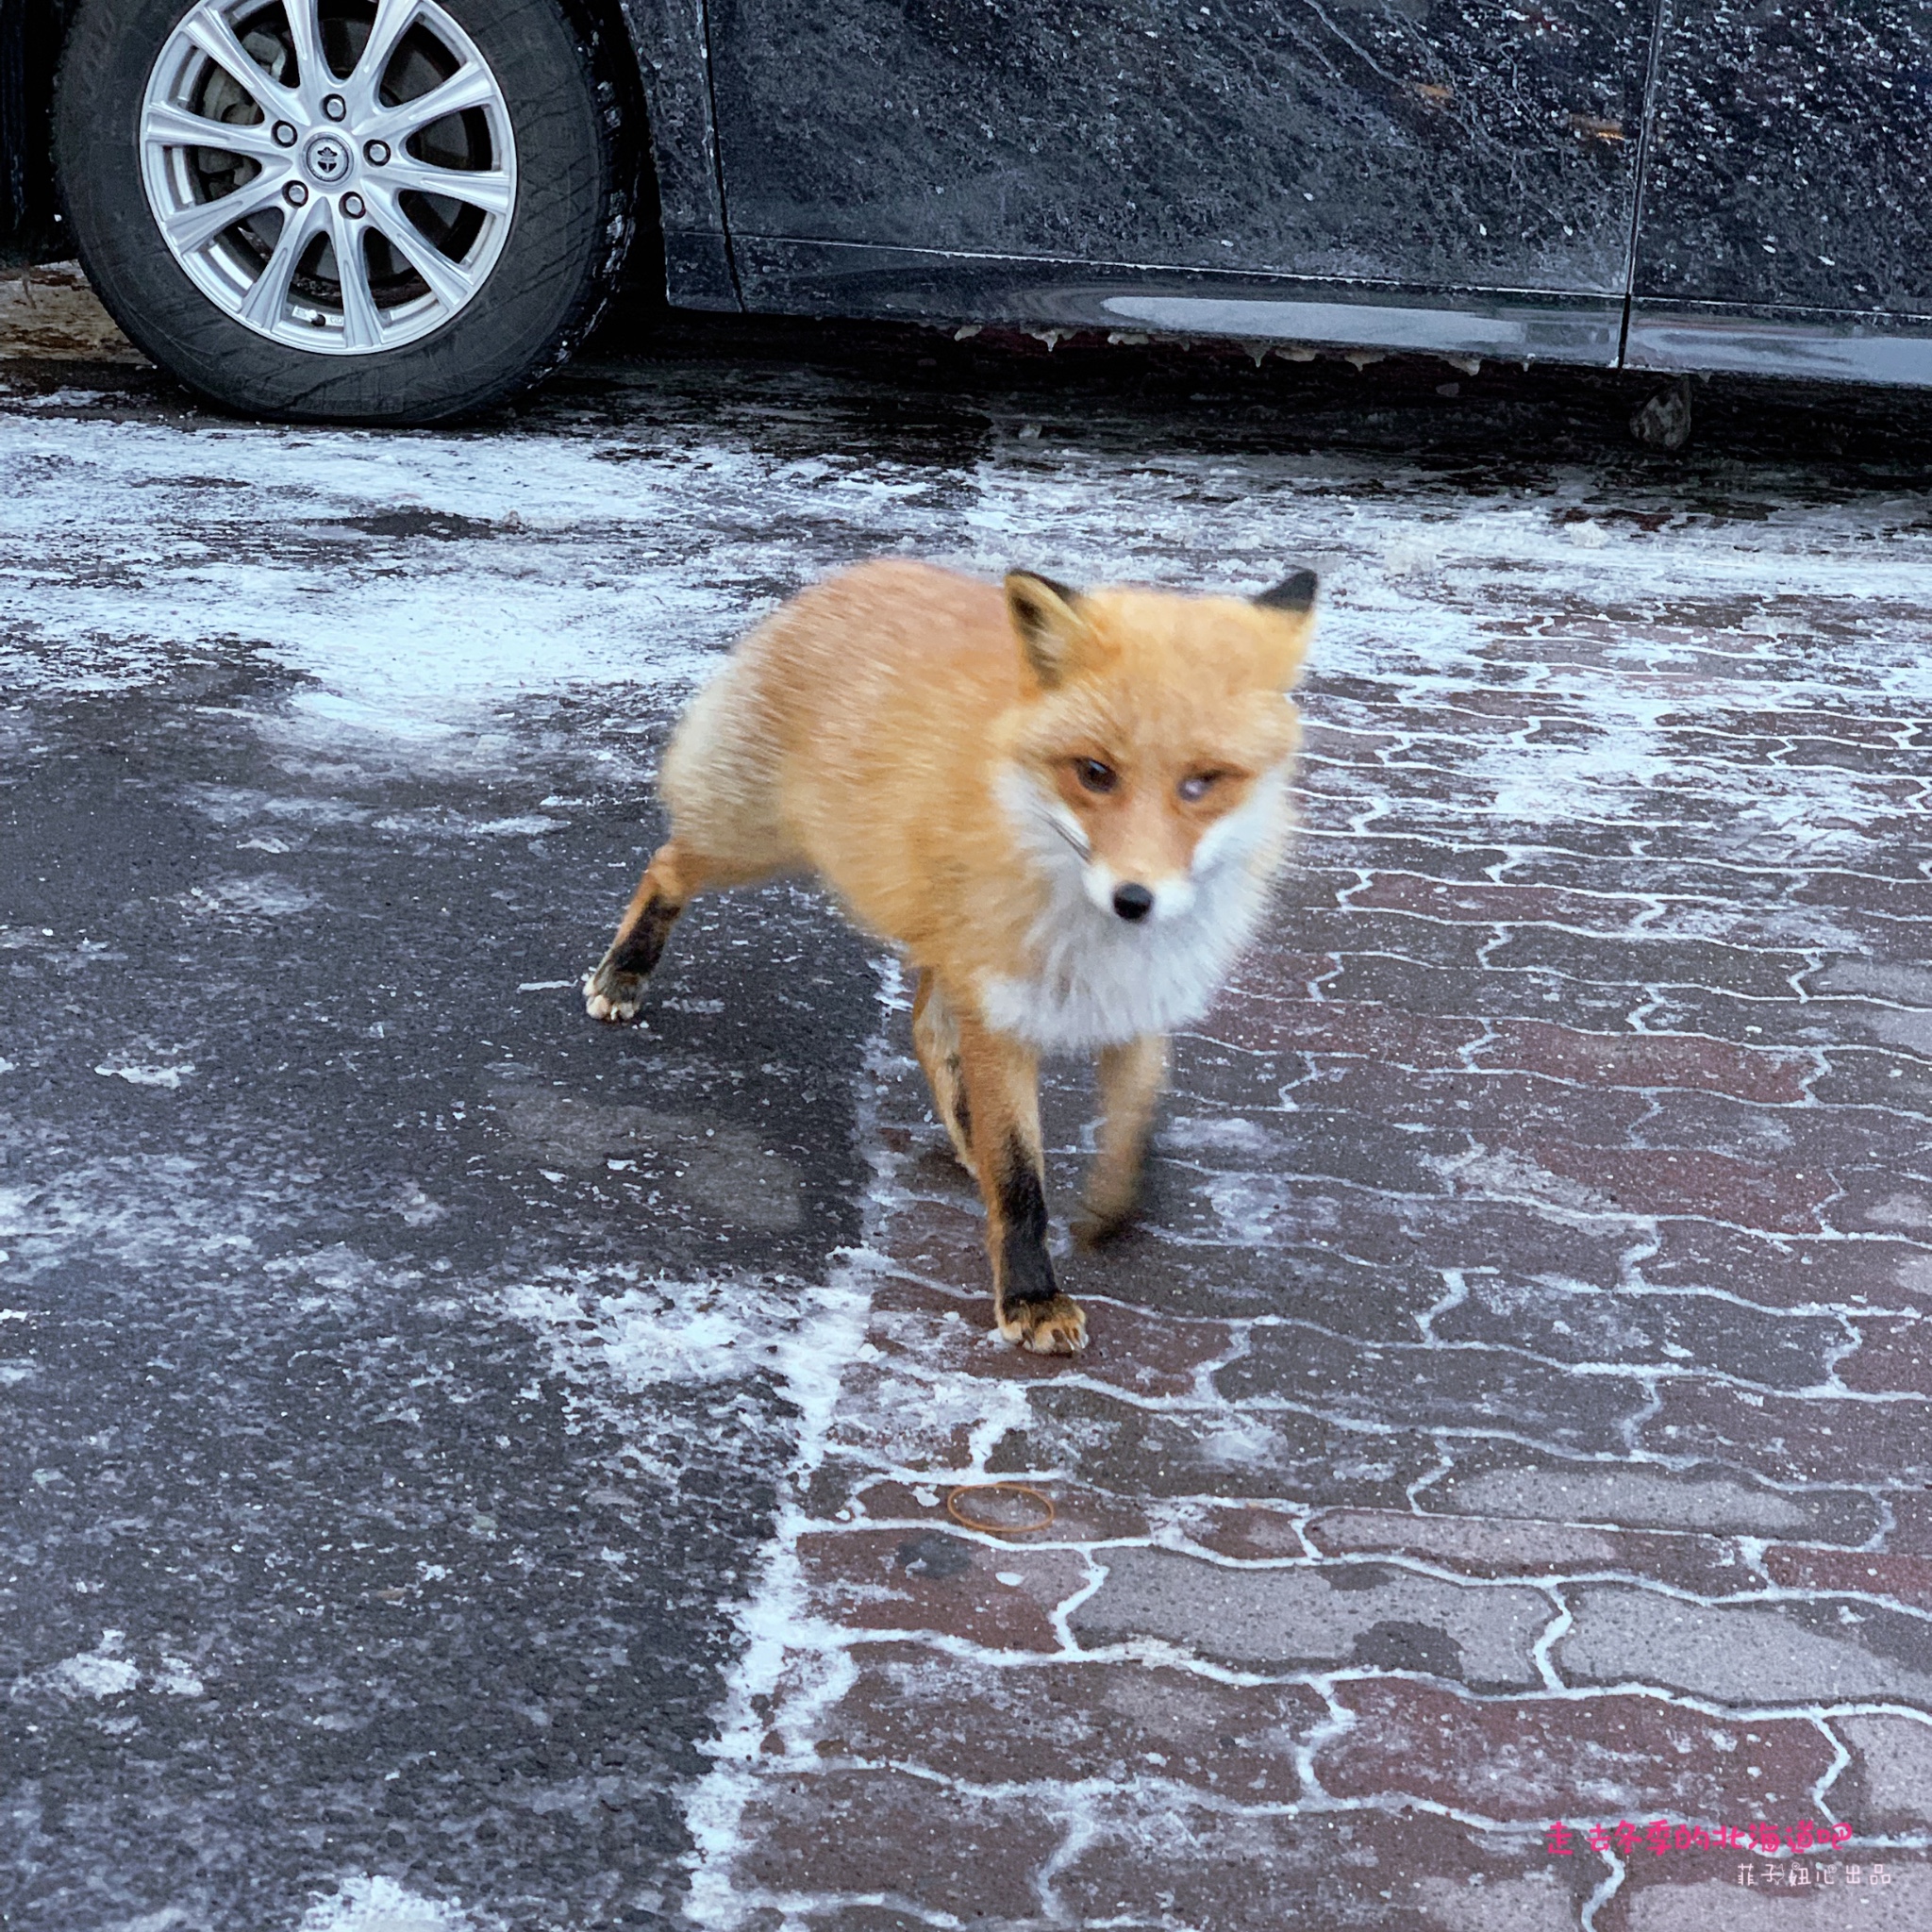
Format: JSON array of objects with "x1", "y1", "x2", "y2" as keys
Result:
[
  {"x1": 297, "y1": 1875, "x2": 476, "y2": 1932},
  {"x1": 49, "y1": 1633, "x2": 139, "y2": 1698},
  {"x1": 94, "y1": 1062, "x2": 195, "y2": 1090}
]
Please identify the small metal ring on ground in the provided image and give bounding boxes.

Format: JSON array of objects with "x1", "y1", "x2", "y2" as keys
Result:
[{"x1": 945, "y1": 1483, "x2": 1056, "y2": 1536}]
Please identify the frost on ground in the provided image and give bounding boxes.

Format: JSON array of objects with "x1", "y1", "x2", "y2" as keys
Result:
[{"x1": 4, "y1": 345, "x2": 1932, "y2": 1929}]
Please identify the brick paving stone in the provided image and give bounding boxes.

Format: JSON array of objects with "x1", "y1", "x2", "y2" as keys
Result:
[
  {"x1": 1533, "y1": 1143, "x2": 1835, "y2": 1234},
  {"x1": 1555, "y1": 1585, "x2": 1932, "y2": 1708},
  {"x1": 794, "y1": 1529, "x2": 1087, "y2": 1652},
  {"x1": 1197, "y1": 993, "x2": 1487, "y2": 1069},
  {"x1": 1306, "y1": 1507, "x2": 1759, "y2": 1595},
  {"x1": 1069, "y1": 1546, "x2": 1553, "y2": 1687},
  {"x1": 1057, "y1": 1803, "x2": 1593, "y2": 1932},
  {"x1": 1319, "y1": 951, "x2": 1647, "y2": 1029},
  {"x1": 1488, "y1": 928, "x2": 1815, "y2": 1004},
  {"x1": 1761, "y1": 1546, "x2": 1932, "y2": 1610},
  {"x1": 1826, "y1": 1171, "x2": 1932, "y2": 1241},
  {"x1": 1471, "y1": 1020, "x2": 1813, "y2": 1103},
  {"x1": 1298, "y1": 1062, "x2": 1652, "y2": 1146},
  {"x1": 1643, "y1": 1382, "x2": 1932, "y2": 1488},
  {"x1": 808, "y1": 1642, "x2": 1324, "y2": 1800},
  {"x1": 1317, "y1": 1678, "x2": 1836, "y2": 1822},
  {"x1": 1604, "y1": 1859, "x2": 1932, "y2": 1929},
  {"x1": 1636, "y1": 1220, "x2": 1927, "y2": 1312},
  {"x1": 1809, "y1": 1057, "x2": 1932, "y2": 1110},
  {"x1": 1184, "y1": 1504, "x2": 1314, "y2": 1561},
  {"x1": 1631, "y1": 1099, "x2": 1919, "y2": 1185},
  {"x1": 793, "y1": 1909, "x2": 945, "y2": 1932},
  {"x1": 987, "y1": 1383, "x2": 1438, "y2": 1508},
  {"x1": 1836, "y1": 1315, "x2": 1932, "y2": 1395},
  {"x1": 1346, "y1": 873, "x2": 1654, "y2": 930},
  {"x1": 1049, "y1": 1224, "x2": 1450, "y2": 1329},
  {"x1": 1833, "y1": 1712, "x2": 1932, "y2": 1831},
  {"x1": 1427, "y1": 1275, "x2": 1845, "y2": 1389},
  {"x1": 730, "y1": 1769, "x2": 1049, "y2": 1922},
  {"x1": 1885, "y1": 1491, "x2": 1932, "y2": 1554},
  {"x1": 1293, "y1": 906, "x2": 1507, "y2": 971},
  {"x1": 852, "y1": 1475, "x2": 1154, "y2": 1545},
  {"x1": 1217, "y1": 1326, "x2": 1653, "y2": 1454},
  {"x1": 1620, "y1": 990, "x2": 1824, "y2": 1053}
]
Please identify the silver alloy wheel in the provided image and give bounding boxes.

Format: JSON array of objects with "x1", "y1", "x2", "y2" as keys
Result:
[{"x1": 140, "y1": 0, "x2": 517, "y2": 354}]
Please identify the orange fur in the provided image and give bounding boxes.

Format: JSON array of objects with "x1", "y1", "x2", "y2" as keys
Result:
[{"x1": 587, "y1": 559, "x2": 1314, "y2": 1352}]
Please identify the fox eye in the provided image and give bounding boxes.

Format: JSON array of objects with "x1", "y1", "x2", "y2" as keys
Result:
[
  {"x1": 1178, "y1": 772, "x2": 1220, "y2": 802},
  {"x1": 1074, "y1": 758, "x2": 1118, "y2": 794}
]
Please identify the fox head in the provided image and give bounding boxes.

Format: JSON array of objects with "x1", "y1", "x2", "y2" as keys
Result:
[{"x1": 996, "y1": 569, "x2": 1315, "y2": 924}]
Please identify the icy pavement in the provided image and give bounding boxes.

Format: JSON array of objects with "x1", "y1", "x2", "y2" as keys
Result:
[{"x1": 3, "y1": 324, "x2": 1931, "y2": 1929}]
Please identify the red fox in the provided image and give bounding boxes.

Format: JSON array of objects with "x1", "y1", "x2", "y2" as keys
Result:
[{"x1": 586, "y1": 561, "x2": 1315, "y2": 1354}]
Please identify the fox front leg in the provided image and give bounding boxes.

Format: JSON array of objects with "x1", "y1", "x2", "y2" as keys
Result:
[
  {"x1": 1072, "y1": 1033, "x2": 1168, "y2": 1246},
  {"x1": 585, "y1": 840, "x2": 694, "y2": 1024},
  {"x1": 953, "y1": 1005, "x2": 1088, "y2": 1355},
  {"x1": 911, "y1": 970, "x2": 974, "y2": 1174}
]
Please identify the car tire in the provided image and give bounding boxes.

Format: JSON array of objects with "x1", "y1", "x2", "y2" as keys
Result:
[{"x1": 55, "y1": 0, "x2": 637, "y2": 423}]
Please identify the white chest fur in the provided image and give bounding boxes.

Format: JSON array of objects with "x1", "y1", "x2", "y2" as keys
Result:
[{"x1": 980, "y1": 768, "x2": 1288, "y2": 1055}]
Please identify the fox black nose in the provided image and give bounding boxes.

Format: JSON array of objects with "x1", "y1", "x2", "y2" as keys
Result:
[{"x1": 1112, "y1": 882, "x2": 1154, "y2": 922}]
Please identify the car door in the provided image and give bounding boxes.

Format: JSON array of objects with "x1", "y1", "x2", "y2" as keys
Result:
[
  {"x1": 1627, "y1": 2, "x2": 1932, "y2": 384},
  {"x1": 705, "y1": 0, "x2": 1664, "y2": 364}
]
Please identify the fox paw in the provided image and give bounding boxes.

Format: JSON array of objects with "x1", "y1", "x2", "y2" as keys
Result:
[
  {"x1": 997, "y1": 1293, "x2": 1089, "y2": 1356},
  {"x1": 583, "y1": 958, "x2": 645, "y2": 1024},
  {"x1": 1071, "y1": 1199, "x2": 1135, "y2": 1248}
]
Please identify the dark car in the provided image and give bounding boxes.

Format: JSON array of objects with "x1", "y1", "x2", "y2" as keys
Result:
[{"x1": 12, "y1": 0, "x2": 1932, "y2": 422}]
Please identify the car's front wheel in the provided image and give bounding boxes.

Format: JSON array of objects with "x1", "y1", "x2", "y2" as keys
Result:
[{"x1": 56, "y1": 0, "x2": 635, "y2": 422}]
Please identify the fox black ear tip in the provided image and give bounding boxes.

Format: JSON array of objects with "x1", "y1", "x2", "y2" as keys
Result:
[
  {"x1": 1255, "y1": 569, "x2": 1318, "y2": 614},
  {"x1": 1007, "y1": 569, "x2": 1081, "y2": 605}
]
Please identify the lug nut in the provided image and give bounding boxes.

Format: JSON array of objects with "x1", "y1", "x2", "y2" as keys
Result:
[
  {"x1": 284, "y1": 181, "x2": 308, "y2": 205},
  {"x1": 364, "y1": 139, "x2": 390, "y2": 166},
  {"x1": 272, "y1": 121, "x2": 296, "y2": 147},
  {"x1": 342, "y1": 192, "x2": 365, "y2": 219},
  {"x1": 323, "y1": 93, "x2": 347, "y2": 121}
]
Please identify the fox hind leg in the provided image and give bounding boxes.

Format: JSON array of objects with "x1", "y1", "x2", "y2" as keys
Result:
[
  {"x1": 911, "y1": 971, "x2": 974, "y2": 1174},
  {"x1": 1073, "y1": 1033, "x2": 1167, "y2": 1246}
]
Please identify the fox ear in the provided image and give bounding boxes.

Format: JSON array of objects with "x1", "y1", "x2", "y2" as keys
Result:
[
  {"x1": 1254, "y1": 569, "x2": 1317, "y2": 615},
  {"x1": 1252, "y1": 570, "x2": 1316, "y2": 691},
  {"x1": 1006, "y1": 571, "x2": 1090, "y2": 688}
]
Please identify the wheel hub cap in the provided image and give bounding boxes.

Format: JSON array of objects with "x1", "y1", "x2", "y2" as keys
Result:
[
  {"x1": 139, "y1": 0, "x2": 519, "y2": 356},
  {"x1": 302, "y1": 131, "x2": 354, "y2": 186}
]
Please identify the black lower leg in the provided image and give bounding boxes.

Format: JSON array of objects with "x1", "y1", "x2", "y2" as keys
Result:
[
  {"x1": 948, "y1": 1056, "x2": 972, "y2": 1150},
  {"x1": 995, "y1": 1134, "x2": 1057, "y2": 1307},
  {"x1": 607, "y1": 894, "x2": 682, "y2": 979}
]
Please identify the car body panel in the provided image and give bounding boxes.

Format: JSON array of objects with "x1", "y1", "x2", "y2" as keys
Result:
[
  {"x1": 706, "y1": 0, "x2": 1656, "y2": 296},
  {"x1": 1622, "y1": 0, "x2": 1932, "y2": 389},
  {"x1": 734, "y1": 237, "x2": 1627, "y2": 365},
  {"x1": 615, "y1": 0, "x2": 740, "y2": 307}
]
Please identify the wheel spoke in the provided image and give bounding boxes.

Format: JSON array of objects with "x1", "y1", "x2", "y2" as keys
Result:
[
  {"x1": 343, "y1": 0, "x2": 422, "y2": 118},
  {"x1": 178, "y1": 3, "x2": 303, "y2": 125},
  {"x1": 142, "y1": 100, "x2": 287, "y2": 161},
  {"x1": 237, "y1": 193, "x2": 324, "y2": 330},
  {"x1": 161, "y1": 173, "x2": 288, "y2": 254},
  {"x1": 363, "y1": 62, "x2": 499, "y2": 147},
  {"x1": 330, "y1": 208, "x2": 385, "y2": 350},
  {"x1": 362, "y1": 191, "x2": 477, "y2": 311},
  {"x1": 377, "y1": 155, "x2": 512, "y2": 218},
  {"x1": 277, "y1": 0, "x2": 325, "y2": 96}
]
